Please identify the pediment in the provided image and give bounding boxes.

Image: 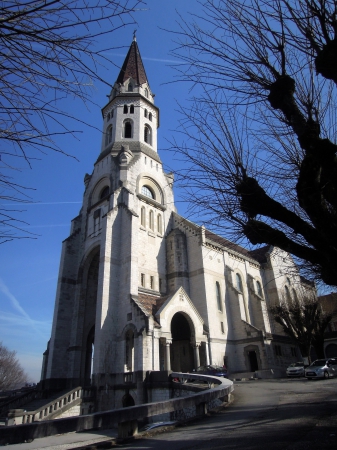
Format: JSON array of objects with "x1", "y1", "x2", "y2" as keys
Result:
[{"x1": 155, "y1": 287, "x2": 204, "y2": 339}]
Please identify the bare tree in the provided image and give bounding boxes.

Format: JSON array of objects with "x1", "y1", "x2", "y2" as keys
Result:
[
  {"x1": 0, "y1": 342, "x2": 28, "y2": 390},
  {"x1": 0, "y1": 0, "x2": 143, "y2": 243},
  {"x1": 270, "y1": 296, "x2": 335, "y2": 362},
  {"x1": 169, "y1": 0, "x2": 337, "y2": 287}
]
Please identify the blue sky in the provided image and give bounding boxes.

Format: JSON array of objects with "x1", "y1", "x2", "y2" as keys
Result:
[{"x1": 0, "y1": 0, "x2": 197, "y2": 382}]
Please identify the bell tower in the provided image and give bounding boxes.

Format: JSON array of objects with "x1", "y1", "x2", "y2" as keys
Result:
[
  {"x1": 101, "y1": 36, "x2": 159, "y2": 154},
  {"x1": 43, "y1": 36, "x2": 176, "y2": 408}
]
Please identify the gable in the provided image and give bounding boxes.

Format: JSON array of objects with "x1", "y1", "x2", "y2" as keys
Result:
[{"x1": 155, "y1": 287, "x2": 205, "y2": 341}]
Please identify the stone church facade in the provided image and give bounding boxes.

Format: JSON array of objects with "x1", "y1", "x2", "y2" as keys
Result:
[{"x1": 41, "y1": 38, "x2": 314, "y2": 410}]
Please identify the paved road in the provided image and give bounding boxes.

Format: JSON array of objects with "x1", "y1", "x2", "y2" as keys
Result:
[
  {"x1": 118, "y1": 378, "x2": 337, "y2": 450},
  {"x1": 5, "y1": 378, "x2": 337, "y2": 449}
]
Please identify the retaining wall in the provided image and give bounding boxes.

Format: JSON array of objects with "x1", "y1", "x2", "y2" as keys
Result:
[{"x1": 0, "y1": 372, "x2": 233, "y2": 445}]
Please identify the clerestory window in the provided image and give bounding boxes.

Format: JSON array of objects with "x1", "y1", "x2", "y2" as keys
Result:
[
  {"x1": 141, "y1": 185, "x2": 154, "y2": 199},
  {"x1": 216, "y1": 282, "x2": 222, "y2": 311},
  {"x1": 144, "y1": 125, "x2": 152, "y2": 145},
  {"x1": 105, "y1": 125, "x2": 112, "y2": 146},
  {"x1": 124, "y1": 121, "x2": 132, "y2": 138},
  {"x1": 256, "y1": 280, "x2": 263, "y2": 297},
  {"x1": 236, "y1": 273, "x2": 243, "y2": 292}
]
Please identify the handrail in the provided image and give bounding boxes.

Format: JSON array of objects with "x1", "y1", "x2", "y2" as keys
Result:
[
  {"x1": 171, "y1": 372, "x2": 223, "y2": 388},
  {"x1": 21, "y1": 387, "x2": 83, "y2": 424},
  {"x1": 0, "y1": 372, "x2": 234, "y2": 445},
  {"x1": 0, "y1": 389, "x2": 39, "y2": 416}
]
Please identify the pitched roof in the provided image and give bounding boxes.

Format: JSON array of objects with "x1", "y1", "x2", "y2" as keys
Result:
[
  {"x1": 172, "y1": 212, "x2": 268, "y2": 265},
  {"x1": 205, "y1": 229, "x2": 268, "y2": 264},
  {"x1": 133, "y1": 293, "x2": 168, "y2": 317},
  {"x1": 116, "y1": 38, "x2": 149, "y2": 86},
  {"x1": 248, "y1": 245, "x2": 270, "y2": 264},
  {"x1": 300, "y1": 275, "x2": 315, "y2": 287},
  {"x1": 205, "y1": 230, "x2": 251, "y2": 257}
]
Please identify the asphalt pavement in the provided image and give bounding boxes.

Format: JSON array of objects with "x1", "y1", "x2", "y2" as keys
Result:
[{"x1": 4, "y1": 377, "x2": 337, "y2": 450}]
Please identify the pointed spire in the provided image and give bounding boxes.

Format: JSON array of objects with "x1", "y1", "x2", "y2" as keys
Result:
[{"x1": 116, "y1": 38, "x2": 149, "y2": 86}]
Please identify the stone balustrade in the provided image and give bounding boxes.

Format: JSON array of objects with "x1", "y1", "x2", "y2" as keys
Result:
[
  {"x1": 7, "y1": 387, "x2": 83, "y2": 426},
  {"x1": 0, "y1": 372, "x2": 234, "y2": 446}
]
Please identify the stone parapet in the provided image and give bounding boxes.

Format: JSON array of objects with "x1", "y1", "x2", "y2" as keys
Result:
[{"x1": 0, "y1": 373, "x2": 233, "y2": 445}]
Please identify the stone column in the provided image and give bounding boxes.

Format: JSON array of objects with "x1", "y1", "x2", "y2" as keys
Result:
[
  {"x1": 192, "y1": 342, "x2": 201, "y2": 369},
  {"x1": 205, "y1": 341, "x2": 210, "y2": 365},
  {"x1": 165, "y1": 339, "x2": 172, "y2": 371}
]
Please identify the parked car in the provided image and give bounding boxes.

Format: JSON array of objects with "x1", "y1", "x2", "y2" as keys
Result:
[
  {"x1": 286, "y1": 362, "x2": 305, "y2": 377},
  {"x1": 195, "y1": 365, "x2": 228, "y2": 378},
  {"x1": 305, "y1": 358, "x2": 337, "y2": 379}
]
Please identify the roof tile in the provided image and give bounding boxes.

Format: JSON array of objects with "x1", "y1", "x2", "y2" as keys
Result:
[{"x1": 116, "y1": 40, "x2": 149, "y2": 86}]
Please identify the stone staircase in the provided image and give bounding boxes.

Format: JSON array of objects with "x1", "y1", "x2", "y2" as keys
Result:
[{"x1": 6, "y1": 387, "x2": 88, "y2": 425}]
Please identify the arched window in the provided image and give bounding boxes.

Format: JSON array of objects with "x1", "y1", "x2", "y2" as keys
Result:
[
  {"x1": 130, "y1": 105, "x2": 134, "y2": 114},
  {"x1": 105, "y1": 125, "x2": 112, "y2": 146},
  {"x1": 111, "y1": 109, "x2": 114, "y2": 118},
  {"x1": 144, "y1": 88, "x2": 148, "y2": 98},
  {"x1": 125, "y1": 330, "x2": 134, "y2": 372},
  {"x1": 123, "y1": 104, "x2": 128, "y2": 114},
  {"x1": 285, "y1": 285, "x2": 292, "y2": 302},
  {"x1": 107, "y1": 112, "x2": 110, "y2": 121},
  {"x1": 256, "y1": 280, "x2": 263, "y2": 297},
  {"x1": 100, "y1": 186, "x2": 109, "y2": 199},
  {"x1": 216, "y1": 282, "x2": 222, "y2": 311},
  {"x1": 128, "y1": 83, "x2": 133, "y2": 92},
  {"x1": 144, "y1": 125, "x2": 152, "y2": 145},
  {"x1": 236, "y1": 273, "x2": 243, "y2": 292},
  {"x1": 141, "y1": 206, "x2": 146, "y2": 227},
  {"x1": 124, "y1": 121, "x2": 132, "y2": 138},
  {"x1": 293, "y1": 289, "x2": 299, "y2": 305},
  {"x1": 149, "y1": 112, "x2": 152, "y2": 121},
  {"x1": 157, "y1": 214, "x2": 162, "y2": 234},
  {"x1": 141, "y1": 185, "x2": 154, "y2": 199},
  {"x1": 149, "y1": 210, "x2": 154, "y2": 230},
  {"x1": 144, "y1": 108, "x2": 148, "y2": 118}
]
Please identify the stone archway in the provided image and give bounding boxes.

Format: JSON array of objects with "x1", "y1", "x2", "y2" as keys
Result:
[
  {"x1": 122, "y1": 393, "x2": 135, "y2": 407},
  {"x1": 170, "y1": 313, "x2": 195, "y2": 372},
  {"x1": 325, "y1": 343, "x2": 337, "y2": 358},
  {"x1": 125, "y1": 329, "x2": 135, "y2": 372},
  {"x1": 80, "y1": 250, "x2": 99, "y2": 384},
  {"x1": 84, "y1": 326, "x2": 95, "y2": 385},
  {"x1": 244, "y1": 345, "x2": 261, "y2": 373}
]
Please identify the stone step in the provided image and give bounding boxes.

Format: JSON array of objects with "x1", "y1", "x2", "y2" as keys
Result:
[{"x1": 22, "y1": 390, "x2": 76, "y2": 412}]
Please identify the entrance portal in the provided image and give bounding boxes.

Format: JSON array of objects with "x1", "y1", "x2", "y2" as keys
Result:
[
  {"x1": 325, "y1": 343, "x2": 337, "y2": 358},
  {"x1": 122, "y1": 393, "x2": 135, "y2": 407},
  {"x1": 170, "y1": 313, "x2": 194, "y2": 372},
  {"x1": 248, "y1": 350, "x2": 259, "y2": 372}
]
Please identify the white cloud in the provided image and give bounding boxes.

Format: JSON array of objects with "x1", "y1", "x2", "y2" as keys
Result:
[
  {"x1": 0, "y1": 279, "x2": 48, "y2": 339},
  {"x1": 0, "y1": 310, "x2": 51, "y2": 382},
  {"x1": 0, "y1": 310, "x2": 51, "y2": 334}
]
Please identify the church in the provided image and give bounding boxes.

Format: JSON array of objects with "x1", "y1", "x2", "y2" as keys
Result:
[{"x1": 41, "y1": 38, "x2": 314, "y2": 410}]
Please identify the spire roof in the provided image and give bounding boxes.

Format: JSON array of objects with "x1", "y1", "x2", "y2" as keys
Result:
[{"x1": 116, "y1": 38, "x2": 149, "y2": 86}]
